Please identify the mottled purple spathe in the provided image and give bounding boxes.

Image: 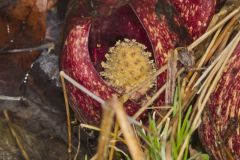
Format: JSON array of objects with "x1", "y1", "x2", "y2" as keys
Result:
[
  {"x1": 199, "y1": 44, "x2": 240, "y2": 159},
  {"x1": 61, "y1": 0, "x2": 217, "y2": 125}
]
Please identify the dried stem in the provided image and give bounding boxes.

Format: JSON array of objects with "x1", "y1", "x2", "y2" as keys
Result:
[
  {"x1": 3, "y1": 110, "x2": 30, "y2": 160},
  {"x1": 60, "y1": 73, "x2": 72, "y2": 154}
]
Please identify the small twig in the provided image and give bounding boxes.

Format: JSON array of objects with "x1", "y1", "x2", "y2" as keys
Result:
[
  {"x1": 0, "y1": 96, "x2": 25, "y2": 101},
  {"x1": 60, "y1": 73, "x2": 72, "y2": 154},
  {"x1": 165, "y1": 50, "x2": 177, "y2": 104},
  {"x1": 0, "y1": 42, "x2": 55, "y2": 54},
  {"x1": 60, "y1": 71, "x2": 105, "y2": 105},
  {"x1": 3, "y1": 110, "x2": 30, "y2": 160}
]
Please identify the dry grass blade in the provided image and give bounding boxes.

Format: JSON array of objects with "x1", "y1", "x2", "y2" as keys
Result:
[
  {"x1": 175, "y1": 24, "x2": 240, "y2": 160},
  {"x1": 80, "y1": 124, "x2": 126, "y2": 143},
  {"x1": 192, "y1": 31, "x2": 240, "y2": 129},
  {"x1": 157, "y1": 108, "x2": 173, "y2": 128},
  {"x1": 133, "y1": 68, "x2": 184, "y2": 120},
  {"x1": 3, "y1": 110, "x2": 30, "y2": 160},
  {"x1": 109, "y1": 122, "x2": 119, "y2": 160},
  {"x1": 187, "y1": 15, "x2": 237, "y2": 89},
  {"x1": 194, "y1": 30, "x2": 240, "y2": 92},
  {"x1": 96, "y1": 106, "x2": 115, "y2": 160},
  {"x1": 186, "y1": 27, "x2": 222, "y2": 89},
  {"x1": 176, "y1": 134, "x2": 190, "y2": 160},
  {"x1": 133, "y1": 84, "x2": 166, "y2": 119},
  {"x1": 193, "y1": 50, "x2": 223, "y2": 91},
  {"x1": 206, "y1": 10, "x2": 225, "y2": 30},
  {"x1": 188, "y1": 6, "x2": 240, "y2": 50},
  {"x1": 216, "y1": 30, "x2": 232, "y2": 53},
  {"x1": 110, "y1": 96, "x2": 145, "y2": 160},
  {"x1": 204, "y1": 16, "x2": 237, "y2": 63},
  {"x1": 184, "y1": 15, "x2": 238, "y2": 108}
]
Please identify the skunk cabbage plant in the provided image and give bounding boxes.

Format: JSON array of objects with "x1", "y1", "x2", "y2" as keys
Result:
[{"x1": 61, "y1": 0, "x2": 218, "y2": 125}]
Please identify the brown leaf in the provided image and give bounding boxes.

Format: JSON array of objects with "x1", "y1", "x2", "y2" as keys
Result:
[{"x1": 0, "y1": 0, "x2": 47, "y2": 69}]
